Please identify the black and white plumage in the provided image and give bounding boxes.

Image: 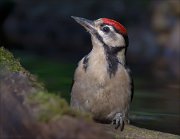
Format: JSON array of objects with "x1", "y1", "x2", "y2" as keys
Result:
[{"x1": 70, "y1": 16, "x2": 133, "y2": 130}]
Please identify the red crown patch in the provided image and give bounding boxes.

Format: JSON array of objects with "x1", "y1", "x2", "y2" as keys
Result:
[{"x1": 102, "y1": 18, "x2": 127, "y2": 35}]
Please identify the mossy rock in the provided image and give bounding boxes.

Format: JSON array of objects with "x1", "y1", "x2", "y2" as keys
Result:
[
  {"x1": 0, "y1": 46, "x2": 91, "y2": 122},
  {"x1": 0, "y1": 47, "x2": 24, "y2": 72}
]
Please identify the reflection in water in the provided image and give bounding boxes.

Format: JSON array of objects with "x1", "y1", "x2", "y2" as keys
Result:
[{"x1": 130, "y1": 88, "x2": 180, "y2": 134}]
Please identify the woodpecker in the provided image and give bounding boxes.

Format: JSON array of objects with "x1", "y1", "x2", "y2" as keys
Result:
[{"x1": 70, "y1": 16, "x2": 133, "y2": 130}]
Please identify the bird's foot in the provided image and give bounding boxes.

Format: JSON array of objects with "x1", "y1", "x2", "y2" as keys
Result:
[{"x1": 112, "y1": 113, "x2": 125, "y2": 131}]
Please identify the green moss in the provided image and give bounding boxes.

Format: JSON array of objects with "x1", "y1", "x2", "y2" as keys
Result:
[
  {"x1": 27, "y1": 91, "x2": 92, "y2": 122},
  {"x1": 0, "y1": 47, "x2": 24, "y2": 72},
  {"x1": 27, "y1": 91, "x2": 69, "y2": 122}
]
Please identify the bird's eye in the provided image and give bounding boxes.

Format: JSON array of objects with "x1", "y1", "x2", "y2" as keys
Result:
[{"x1": 102, "y1": 26, "x2": 110, "y2": 33}]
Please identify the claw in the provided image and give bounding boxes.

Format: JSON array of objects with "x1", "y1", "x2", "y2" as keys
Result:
[{"x1": 112, "y1": 113, "x2": 125, "y2": 131}]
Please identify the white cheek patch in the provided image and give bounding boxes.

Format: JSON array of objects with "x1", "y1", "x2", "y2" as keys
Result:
[
  {"x1": 98, "y1": 29, "x2": 125, "y2": 47},
  {"x1": 112, "y1": 33, "x2": 125, "y2": 47}
]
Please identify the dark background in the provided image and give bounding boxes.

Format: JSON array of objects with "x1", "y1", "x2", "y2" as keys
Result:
[{"x1": 0, "y1": 0, "x2": 179, "y2": 135}]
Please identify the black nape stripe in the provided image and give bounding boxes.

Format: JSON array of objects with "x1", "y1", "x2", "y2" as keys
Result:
[
  {"x1": 83, "y1": 55, "x2": 89, "y2": 71},
  {"x1": 123, "y1": 35, "x2": 129, "y2": 55},
  {"x1": 94, "y1": 32, "x2": 126, "y2": 78}
]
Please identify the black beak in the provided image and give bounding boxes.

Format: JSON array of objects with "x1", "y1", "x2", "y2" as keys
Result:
[{"x1": 71, "y1": 16, "x2": 96, "y2": 34}]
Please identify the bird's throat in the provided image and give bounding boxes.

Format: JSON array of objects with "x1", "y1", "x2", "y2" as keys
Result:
[{"x1": 90, "y1": 33, "x2": 126, "y2": 78}]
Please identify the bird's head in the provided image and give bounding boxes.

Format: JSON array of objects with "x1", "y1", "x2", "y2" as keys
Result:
[
  {"x1": 72, "y1": 16, "x2": 128, "y2": 48},
  {"x1": 72, "y1": 16, "x2": 129, "y2": 64}
]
